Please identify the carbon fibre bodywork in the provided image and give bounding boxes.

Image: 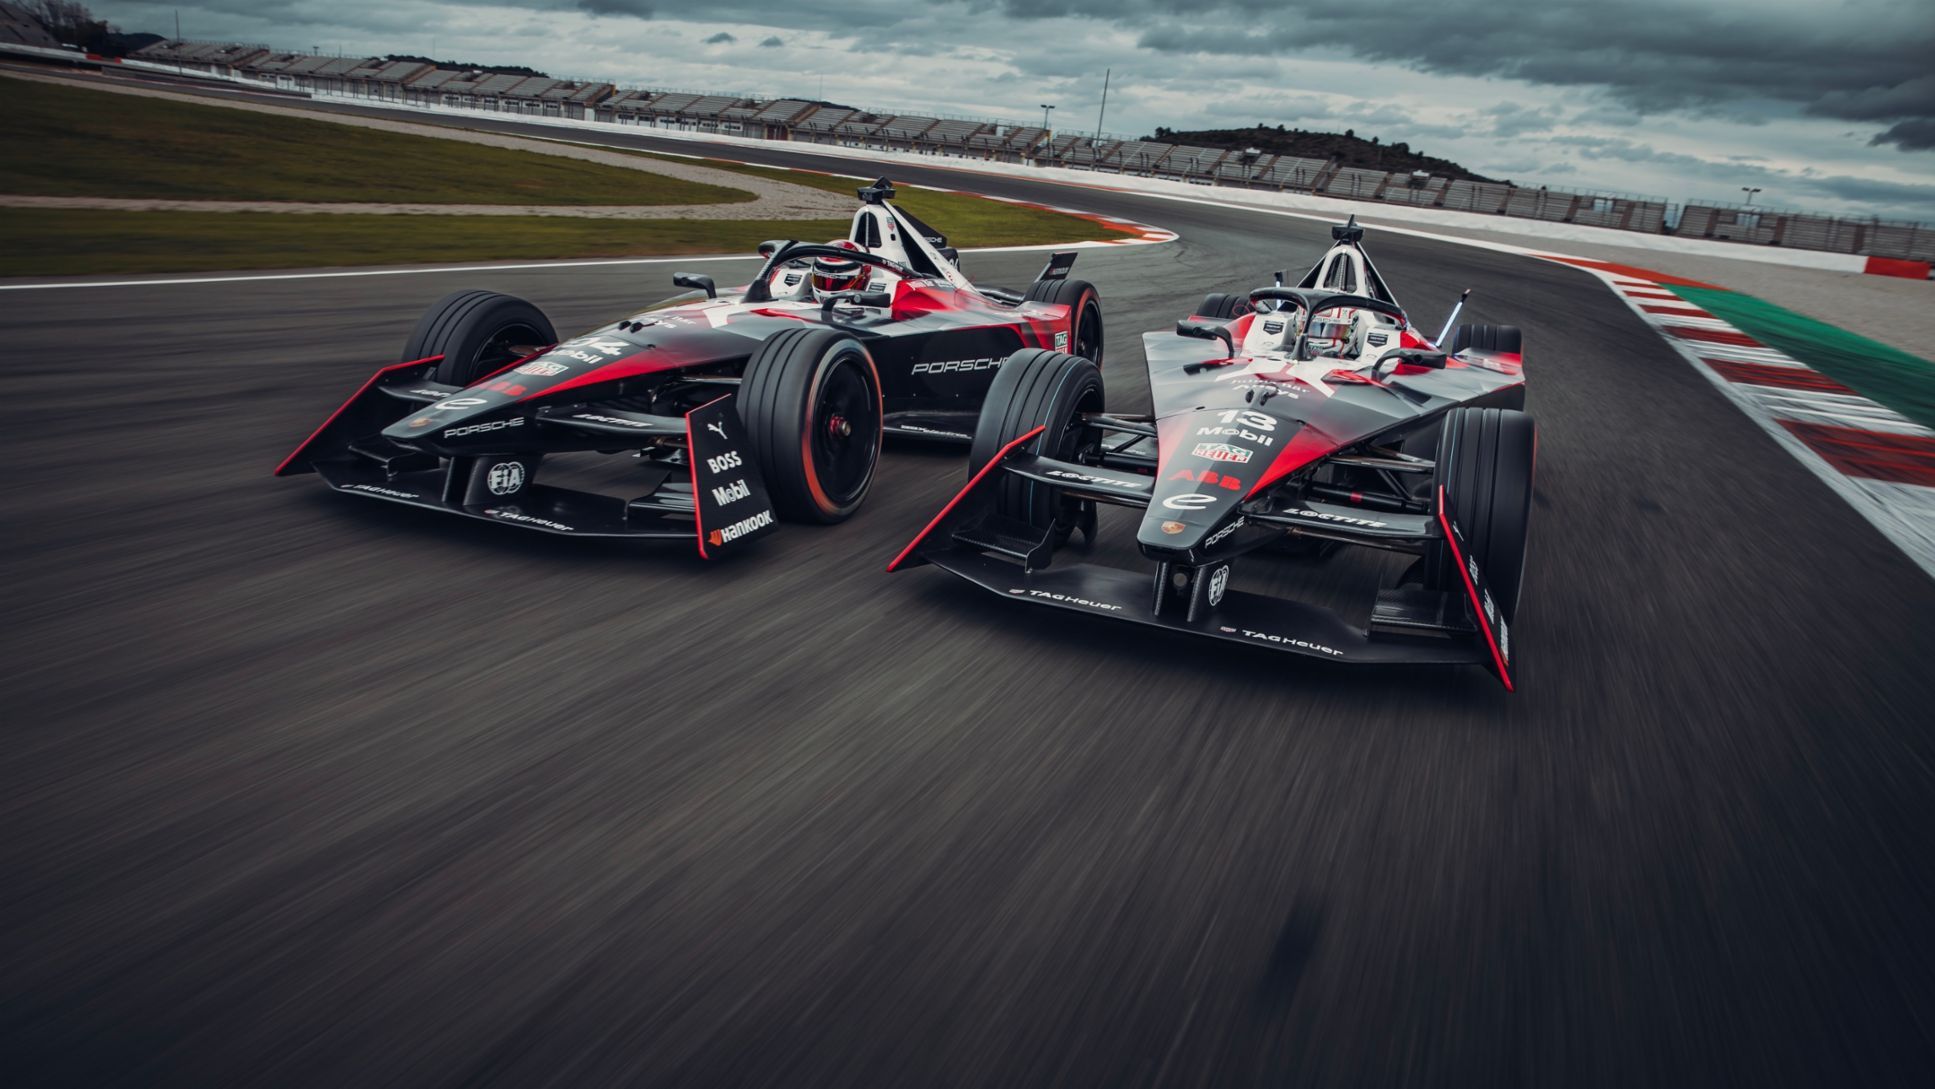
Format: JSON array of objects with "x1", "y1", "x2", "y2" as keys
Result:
[{"x1": 893, "y1": 222, "x2": 1530, "y2": 688}]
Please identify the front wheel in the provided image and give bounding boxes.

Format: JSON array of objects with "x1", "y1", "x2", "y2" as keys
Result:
[
  {"x1": 1426, "y1": 406, "x2": 1535, "y2": 622},
  {"x1": 403, "y1": 289, "x2": 556, "y2": 386},
  {"x1": 969, "y1": 348, "x2": 1104, "y2": 536},
  {"x1": 738, "y1": 327, "x2": 883, "y2": 524}
]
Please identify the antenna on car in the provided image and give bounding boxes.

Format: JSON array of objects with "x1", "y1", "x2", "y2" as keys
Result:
[
  {"x1": 1436, "y1": 288, "x2": 1472, "y2": 347},
  {"x1": 857, "y1": 178, "x2": 896, "y2": 204}
]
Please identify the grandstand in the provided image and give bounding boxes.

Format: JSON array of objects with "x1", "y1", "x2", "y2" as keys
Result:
[{"x1": 108, "y1": 34, "x2": 1933, "y2": 263}]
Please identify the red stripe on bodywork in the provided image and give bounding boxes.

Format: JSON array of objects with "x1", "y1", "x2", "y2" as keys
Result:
[
  {"x1": 273, "y1": 355, "x2": 442, "y2": 475},
  {"x1": 1703, "y1": 359, "x2": 1855, "y2": 394},
  {"x1": 480, "y1": 344, "x2": 557, "y2": 384},
  {"x1": 886, "y1": 425, "x2": 1046, "y2": 571},
  {"x1": 1781, "y1": 421, "x2": 1935, "y2": 486},
  {"x1": 1435, "y1": 485, "x2": 1514, "y2": 692},
  {"x1": 1243, "y1": 425, "x2": 1346, "y2": 499},
  {"x1": 1666, "y1": 326, "x2": 1762, "y2": 347}
]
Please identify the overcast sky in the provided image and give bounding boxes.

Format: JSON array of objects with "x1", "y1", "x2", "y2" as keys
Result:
[{"x1": 96, "y1": 0, "x2": 1934, "y2": 221}]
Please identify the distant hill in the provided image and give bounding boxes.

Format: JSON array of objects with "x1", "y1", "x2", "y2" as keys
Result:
[
  {"x1": 1145, "y1": 124, "x2": 1507, "y2": 184},
  {"x1": 383, "y1": 54, "x2": 547, "y2": 79}
]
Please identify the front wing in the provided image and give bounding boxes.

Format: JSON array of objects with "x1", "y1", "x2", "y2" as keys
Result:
[
  {"x1": 280, "y1": 361, "x2": 778, "y2": 557},
  {"x1": 891, "y1": 428, "x2": 1515, "y2": 687}
]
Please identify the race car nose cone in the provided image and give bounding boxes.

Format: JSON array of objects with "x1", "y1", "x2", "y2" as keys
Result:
[{"x1": 383, "y1": 392, "x2": 521, "y2": 448}]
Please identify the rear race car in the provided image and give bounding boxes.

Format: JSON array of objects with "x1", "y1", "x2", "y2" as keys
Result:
[
  {"x1": 276, "y1": 179, "x2": 1103, "y2": 558},
  {"x1": 890, "y1": 219, "x2": 1533, "y2": 689}
]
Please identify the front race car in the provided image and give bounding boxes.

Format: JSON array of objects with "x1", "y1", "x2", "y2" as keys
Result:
[{"x1": 890, "y1": 221, "x2": 1534, "y2": 689}]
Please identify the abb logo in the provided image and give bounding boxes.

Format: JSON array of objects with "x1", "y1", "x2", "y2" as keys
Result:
[{"x1": 1168, "y1": 468, "x2": 1244, "y2": 492}]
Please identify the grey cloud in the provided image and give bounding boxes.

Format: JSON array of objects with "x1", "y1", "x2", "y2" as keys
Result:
[
  {"x1": 758, "y1": 35, "x2": 783, "y2": 47},
  {"x1": 1111, "y1": 0, "x2": 1932, "y2": 149},
  {"x1": 703, "y1": 31, "x2": 734, "y2": 44},
  {"x1": 1872, "y1": 119, "x2": 1935, "y2": 152}
]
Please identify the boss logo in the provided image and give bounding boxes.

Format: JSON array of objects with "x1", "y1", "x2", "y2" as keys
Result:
[{"x1": 706, "y1": 451, "x2": 742, "y2": 473}]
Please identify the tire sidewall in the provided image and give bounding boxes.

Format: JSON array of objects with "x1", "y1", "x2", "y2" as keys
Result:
[
  {"x1": 406, "y1": 291, "x2": 556, "y2": 387},
  {"x1": 970, "y1": 348, "x2": 1104, "y2": 529},
  {"x1": 1430, "y1": 406, "x2": 1535, "y2": 621}
]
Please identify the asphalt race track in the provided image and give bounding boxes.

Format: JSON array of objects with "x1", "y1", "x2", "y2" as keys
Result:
[{"x1": 5, "y1": 108, "x2": 1934, "y2": 1086}]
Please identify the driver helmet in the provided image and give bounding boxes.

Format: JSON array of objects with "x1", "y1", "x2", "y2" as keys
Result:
[
  {"x1": 810, "y1": 240, "x2": 871, "y2": 300},
  {"x1": 1304, "y1": 310, "x2": 1353, "y2": 356}
]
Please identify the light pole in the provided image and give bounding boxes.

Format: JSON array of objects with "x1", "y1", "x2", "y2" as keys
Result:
[
  {"x1": 1741, "y1": 186, "x2": 1762, "y2": 205},
  {"x1": 1040, "y1": 103, "x2": 1055, "y2": 133}
]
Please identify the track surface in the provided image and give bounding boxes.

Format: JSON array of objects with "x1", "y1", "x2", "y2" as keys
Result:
[{"x1": 5, "y1": 109, "x2": 1934, "y2": 1086}]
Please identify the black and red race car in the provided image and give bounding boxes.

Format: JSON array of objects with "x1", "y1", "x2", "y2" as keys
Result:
[
  {"x1": 890, "y1": 219, "x2": 1534, "y2": 689},
  {"x1": 276, "y1": 179, "x2": 1103, "y2": 557}
]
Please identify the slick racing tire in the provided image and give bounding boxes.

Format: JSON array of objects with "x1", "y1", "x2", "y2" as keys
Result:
[
  {"x1": 1022, "y1": 277, "x2": 1104, "y2": 365},
  {"x1": 1444, "y1": 323, "x2": 1523, "y2": 356},
  {"x1": 969, "y1": 348, "x2": 1104, "y2": 537},
  {"x1": 405, "y1": 290, "x2": 558, "y2": 387},
  {"x1": 1195, "y1": 292, "x2": 1251, "y2": 320},
  {"x1": 1427, "y1": 406, "x2": 1535, "y2": 622},
  {"x1": 738, "y1": 327, "x2": 883, "y2": 524}
]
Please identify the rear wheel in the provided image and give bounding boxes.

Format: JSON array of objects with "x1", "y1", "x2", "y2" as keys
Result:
[
  {"x1": 969, "y1": 348, "x2": 1104, "y2": 537},
  {"x1": 1196, "y1": 292, "x2": 1250, "y2": 320},
  {"x1": 1023, "y1": 277, "x2": 1103, "y2": 365},
  {"x1": 738, "y1": 327, "x2": 883, "y2": 524},
  {"x1": 1445, "y1": 323, "x2": 1522, "y2": 355},
  {"x1": 404, "y1": 290, "x2": 557, "y2": 386},
  {"x1": 1426, "y1": 406, "x2": 1535, "y2": 621}
]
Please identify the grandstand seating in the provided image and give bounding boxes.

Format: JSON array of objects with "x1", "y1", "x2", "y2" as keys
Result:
[{"x1": 109, "y1": 35, "x2": 1929, "y2": 262}]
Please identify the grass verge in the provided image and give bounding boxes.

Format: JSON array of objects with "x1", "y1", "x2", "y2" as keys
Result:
[
  {"x1": 0, "y1": 75, "x2": 752, "y2": 206},
  {"x1": 538, "y1": 138, "x2": 1136, "y2": 249},
  {"x1": 0, "y1": 209, "x2": 851, "y2": 277},
  {"x1": 0, "y1": 173, "x2": 1127, "y2": 277}
]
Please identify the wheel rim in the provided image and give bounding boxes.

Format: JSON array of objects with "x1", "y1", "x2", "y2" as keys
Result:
[
  {"x1": 1075, "y1": 298, "x2": 1103, "y2": 363},
  {"x1": 808, "y1": 351, "x2": 880, "y2": 508},
  {"x1": 461, "y1": 321, "x2": 546, "y2": 383}
]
